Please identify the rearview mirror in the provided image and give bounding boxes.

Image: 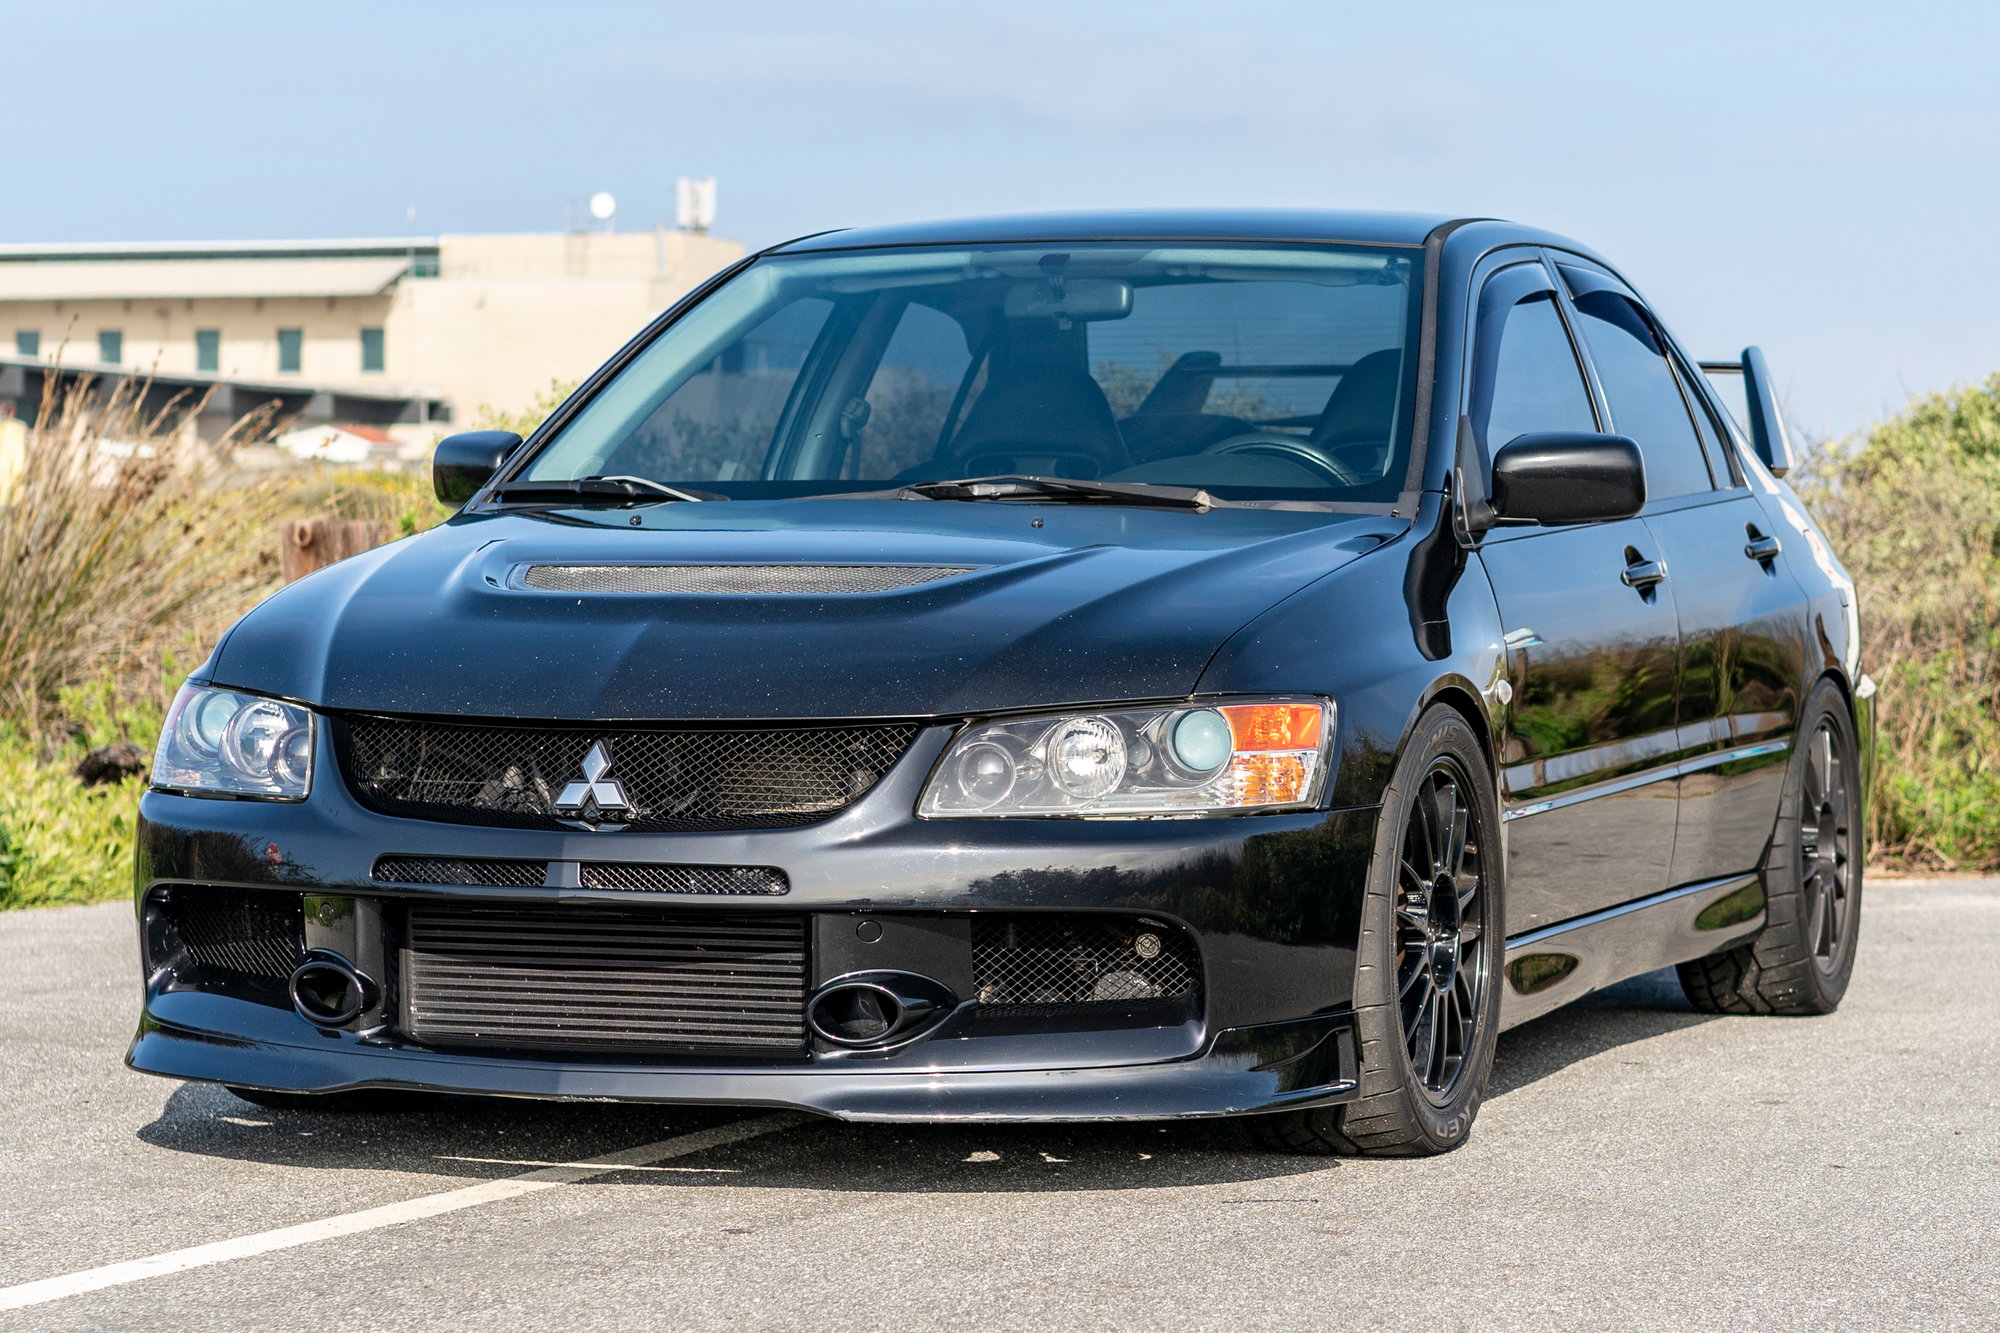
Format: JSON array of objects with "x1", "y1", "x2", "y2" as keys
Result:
[
  {"x1": 1490, "y1": 432, "x2": 1645, "y2": 526},
  {"x1": 432, "y1": 431, "x2": 523, "y2": 506}
]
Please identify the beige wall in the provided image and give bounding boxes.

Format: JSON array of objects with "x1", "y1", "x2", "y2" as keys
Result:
[
  {"x1": 0, "y1": 228, "x2": 745, "y2": 426},
  {"x1": 1, "y1": 295, "x2": 392, "y2": 382},
  {"x1": 401, "y1": 229, "x2": 744, "y2": 419}
]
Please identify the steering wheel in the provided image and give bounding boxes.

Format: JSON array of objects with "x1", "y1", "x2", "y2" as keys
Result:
[{"x1": 1200, "y1": 432, "x2": 1362, "y2": 487}]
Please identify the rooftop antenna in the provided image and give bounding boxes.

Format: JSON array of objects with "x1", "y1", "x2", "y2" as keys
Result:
[
  {"x1": 675, "y1": 176, "x2": 716, "y2": 234},
  {"x1": 589, "y1": 191, "x2": 617, "y2": 234}
]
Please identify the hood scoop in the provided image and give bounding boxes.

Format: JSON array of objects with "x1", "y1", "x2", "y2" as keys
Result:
[{"x1": 519, "y1": 563, "x2": 979, "y2": 595}]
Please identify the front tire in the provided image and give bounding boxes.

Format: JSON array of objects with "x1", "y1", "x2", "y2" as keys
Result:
[
  {"x1": 1248, "y1": 705, "x2": 1502, "y2": 1156},
  {"x1": 1678, "y1": 678, "x2": 1863, "y2": 1015}
]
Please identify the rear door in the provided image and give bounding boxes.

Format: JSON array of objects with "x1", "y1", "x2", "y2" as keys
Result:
[
  {"x1": 1553, "y1": 259, "x2": 1807, "y2": 886},
  {"x1": 1467, "y1": 258, "x2": 1681, "y2": 932}
]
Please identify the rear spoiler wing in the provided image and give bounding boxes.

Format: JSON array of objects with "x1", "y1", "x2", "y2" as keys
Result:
[{"x1": 1698, "y1": 346, "x2": 1794, "y2": 477}]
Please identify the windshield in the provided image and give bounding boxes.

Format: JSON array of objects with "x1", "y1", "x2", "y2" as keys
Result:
[{"x1": 517, "y1": 241, "x2": 1425, "y2": 504}]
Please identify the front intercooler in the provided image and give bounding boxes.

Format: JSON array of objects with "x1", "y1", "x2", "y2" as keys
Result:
[{"x1": 400, "y1": 904, "x2": 809, "y2": 1055}]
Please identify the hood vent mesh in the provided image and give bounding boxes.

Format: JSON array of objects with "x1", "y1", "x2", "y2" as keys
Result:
[{"x1": 521, "y1": 564, "x2": 975, "y2": 595}]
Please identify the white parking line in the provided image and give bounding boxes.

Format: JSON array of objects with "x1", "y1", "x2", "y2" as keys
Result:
[{"x1": 0, "y1": 1111, "x2": 809, "y2": 1313}]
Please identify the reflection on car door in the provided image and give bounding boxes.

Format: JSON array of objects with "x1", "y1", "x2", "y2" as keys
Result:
[
  {"x1": 1554, "y1": 260, "x2": 1808, "y2": 886},
  {"x1": 1466, "y1": 260, "x2": 1681, "y2": 932}
]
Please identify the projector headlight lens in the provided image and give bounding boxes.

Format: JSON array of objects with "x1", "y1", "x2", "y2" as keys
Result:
[
  {"x1": 153, "y1": 684, "x2": 314, "y2": 800},
  {"x1": 919, "y1": 697, "x2": 1332, "y2": 819}
]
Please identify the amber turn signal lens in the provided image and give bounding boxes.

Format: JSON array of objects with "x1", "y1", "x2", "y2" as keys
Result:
[
  {"x1": 1224, "y1": 753, "x2": 1311, "y2": 805},
  {"x1": 1220, "y1": 703, "x2": 1325, "y2": 753}
]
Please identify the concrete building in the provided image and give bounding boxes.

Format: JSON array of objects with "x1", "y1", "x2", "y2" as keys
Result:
[{"x1": 0, "y1": 227, "x2": 744, "y2": 445}]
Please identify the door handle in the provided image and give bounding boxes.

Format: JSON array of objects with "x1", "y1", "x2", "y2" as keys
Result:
[
  {"x1": 1744, "y1": 532, "x2": 1782, "y2": 563},
  {"x1": 1621, "y1": 558, "x2": 1667, "y2": 590}
]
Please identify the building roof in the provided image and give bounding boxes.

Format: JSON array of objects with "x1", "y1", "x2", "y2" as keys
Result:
[
  {"x1": 0, "y1": 237, "x2": 437, "y2": 261},
  {"x1": 771, "y1": 208, "x2": 1470, "y2": 252},
  {"x1": 0, "y1": 256, "x2": 418, "y2": 301}
]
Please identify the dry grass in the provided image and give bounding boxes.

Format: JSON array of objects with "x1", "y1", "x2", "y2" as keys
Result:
[
  {"x1": 0, "y1": 378, "x2": 293, "y2": 730},
  {"x1": 0, "y1": 377, "x2": 447, "y2": 906}
]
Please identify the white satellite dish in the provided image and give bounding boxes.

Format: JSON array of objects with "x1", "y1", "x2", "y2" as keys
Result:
[{"x1": 588, "y1": 191, "x2": 617, "y2": 222}]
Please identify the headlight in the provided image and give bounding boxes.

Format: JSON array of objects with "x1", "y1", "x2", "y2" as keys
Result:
[
  {"x1": 919, "y1": 698, "x2": 1333, "y2": 818},
  {"x1": 152, "y1": 684, "x2": 314, "y2": 799}
]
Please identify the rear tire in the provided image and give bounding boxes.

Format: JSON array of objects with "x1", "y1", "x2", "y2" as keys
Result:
[
  {"x1": 1247, "y1": 705, "x2": 1502, "y2": 1156},
  {"x1": 1678, "y1": 678, "x2": 1863, "y2": 1015}
]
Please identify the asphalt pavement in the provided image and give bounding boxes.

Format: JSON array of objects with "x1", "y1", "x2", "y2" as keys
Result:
[{"x1": 2, "y1": 878, "x2": 1995, "y2": 1331}]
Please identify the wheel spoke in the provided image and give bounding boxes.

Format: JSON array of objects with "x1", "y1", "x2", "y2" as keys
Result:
[
  {"x1": 1432, "y1": 781, "x2": 1457, "y2": 869},
  {"x1": 1447, "y1": 796, "x2": 1470, "y2": 879},
  {"x1": 1413, "y1": 785, "x2": 1440, "y2": 876}
]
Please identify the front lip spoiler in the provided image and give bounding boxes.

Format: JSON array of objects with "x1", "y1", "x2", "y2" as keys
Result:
[{"x1": 127, "y1": 1011, "x2": 1358, "y2": 1124}]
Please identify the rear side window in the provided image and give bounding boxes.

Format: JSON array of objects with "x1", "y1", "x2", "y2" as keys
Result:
[
  {"x1": 1567, "y1": 292, "x2": 1713, "y2": 499},
  {"x1": 1479, "y1": 293, "x2": 1597, "y2": 450}
]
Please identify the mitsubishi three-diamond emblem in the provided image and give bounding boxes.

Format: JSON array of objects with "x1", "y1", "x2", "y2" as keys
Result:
[{"x1": 553, "y1": 740, "x2": 632, "y2": 830}]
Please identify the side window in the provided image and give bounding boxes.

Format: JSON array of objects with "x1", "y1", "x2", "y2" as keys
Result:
[
  {"x1": 847, "y1": 301, "x2": 973, "y2": 478},
  {"x1": 1566, "y1": 290, "x2": 1714, "y2": 499},
  {"x1": 1671, "y1": 349, "x2": 1741, "y2": 487},
  {"x1": 1479, "y1": 292, "x2": 1598, "y2": 451}
]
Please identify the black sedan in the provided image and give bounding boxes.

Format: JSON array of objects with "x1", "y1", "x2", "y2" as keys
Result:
[{"x1": 130, "y1": 209, "x2": 1870, "y2": 1156}]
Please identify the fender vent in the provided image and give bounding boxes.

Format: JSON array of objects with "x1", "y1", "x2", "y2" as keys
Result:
[{"x1": 520, "y1": 564, "x2": 975, "y2": 595}]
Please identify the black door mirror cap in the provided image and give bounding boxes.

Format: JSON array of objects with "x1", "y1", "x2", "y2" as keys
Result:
[
  {"x1": 433, "y1": 430, "x2": 524, "y2": 506},
  {"x1": 1490, "y1": 432, "x2": 1647, "y2": 527}
]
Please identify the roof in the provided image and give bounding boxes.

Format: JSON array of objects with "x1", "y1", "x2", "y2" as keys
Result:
[
  {"x1": 0, "y1": 238, "x2": 437, "y2": 262},
  {"x1": 771, "y1": 208, "x2": 1468, "y2": 253},
  {"x1": 0, "y1": 256, "x2": 417, "y2": 301}
]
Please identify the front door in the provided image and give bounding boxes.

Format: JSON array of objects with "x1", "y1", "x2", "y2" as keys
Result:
[{"x1": 1464, "y1": 258, "x2": 1681, "y2": 931}]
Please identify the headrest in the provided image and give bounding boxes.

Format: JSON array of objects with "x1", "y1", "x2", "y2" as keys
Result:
[
  {"x1": 1311, "y1": 349, "x2": 1404, "y2": 447},
  {"x1": 950, "y1": 365, "x2": 1129, "y2": 470}
]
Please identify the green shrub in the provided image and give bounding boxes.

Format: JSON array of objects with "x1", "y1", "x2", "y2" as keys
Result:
[
  {"x1": 0, "y1": 679, "x2": 165, "y2": 909},
  {"x1": 1799, "y1": 372, "x2": 2000, "y2": 870}
]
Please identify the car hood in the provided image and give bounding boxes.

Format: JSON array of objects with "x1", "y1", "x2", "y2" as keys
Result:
[{"x1": 209, "y1": 500, "x2": 1401, "y2": 721}]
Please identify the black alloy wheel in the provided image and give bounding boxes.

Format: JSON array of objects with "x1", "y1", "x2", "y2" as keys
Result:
[
  {"x1": 1679, "y1": 678, "x2": 1864, "y2": 1015},
  {"x1": 1247, "y1": 706, "x2": 1502, "y2": 1156},
  {"x1": 1799, "y1": 717, "x2": 1854, "y2": 973},
  {"x1": 1396, "y1": 760, "x2": 1491, "y2": 1101}
]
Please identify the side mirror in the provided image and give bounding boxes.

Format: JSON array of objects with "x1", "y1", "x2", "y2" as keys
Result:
[
  {"x1": 1490, "y1": 432, "x2": 1646, "y2": 526},
  {"x1": 432, "y1": 431, "x2": 523, "y2": 505}
]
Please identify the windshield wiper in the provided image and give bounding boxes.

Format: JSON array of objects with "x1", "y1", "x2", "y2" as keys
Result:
[
  {"x1": 881, "y1": 475, "x2": 1224, "y2": 512},
  {"x1": 487, "y1": 475, "x2": 726, "y2": 505}
]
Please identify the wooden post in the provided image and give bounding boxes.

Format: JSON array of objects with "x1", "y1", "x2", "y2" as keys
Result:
[{"x1": 280, "y1": 518, "x2": 387, "y2": 583}]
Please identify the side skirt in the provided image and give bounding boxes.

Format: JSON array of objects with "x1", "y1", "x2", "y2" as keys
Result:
[{"x1": 1497, "y1": 872, "x2": 1765, "y2": 1030}]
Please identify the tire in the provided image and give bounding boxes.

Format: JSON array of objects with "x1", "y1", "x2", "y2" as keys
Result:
[
  {"x1": 225, "y1": 1086, "x2": 433, "y2": 1112},
  {"x1": 1678, "y1": 678, "x2": 1863, "y2": 1016},
  {"x1": 1247, "y1": 705, "x2": 1503, "y2": 1156}
]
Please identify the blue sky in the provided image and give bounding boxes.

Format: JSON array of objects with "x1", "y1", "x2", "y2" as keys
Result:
[{"x1": 11, "y1": 0, "x2": 1993, "y2": 440}]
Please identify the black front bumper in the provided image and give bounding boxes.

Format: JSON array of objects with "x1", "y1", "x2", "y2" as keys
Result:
[{"x1": 129, "y1": 723, "x2": 1376, "y2": 1122}]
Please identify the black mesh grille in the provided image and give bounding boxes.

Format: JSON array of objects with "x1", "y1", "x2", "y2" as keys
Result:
[
  {"x1": 373, "y1": 856, "x2": 549, "y2": 887},
  {"x1": 337, "y1": 716, "x2": 919, "y2": 833},
  {"x1": 164, "y1": 886, "x2": 303, "y2": 985},
  {"x1": 971, "y1": 915, "x2": 1200, "y2": 1008},
  {"x1": 522, "y1": 564, "x2": 974, "y2": 595},
  {"x1": 401, "y1": 904, "x2": 807, "y2": 1053},
  {"x1": 578, "y1": 863, "x2": 788, "y2": 895}
]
